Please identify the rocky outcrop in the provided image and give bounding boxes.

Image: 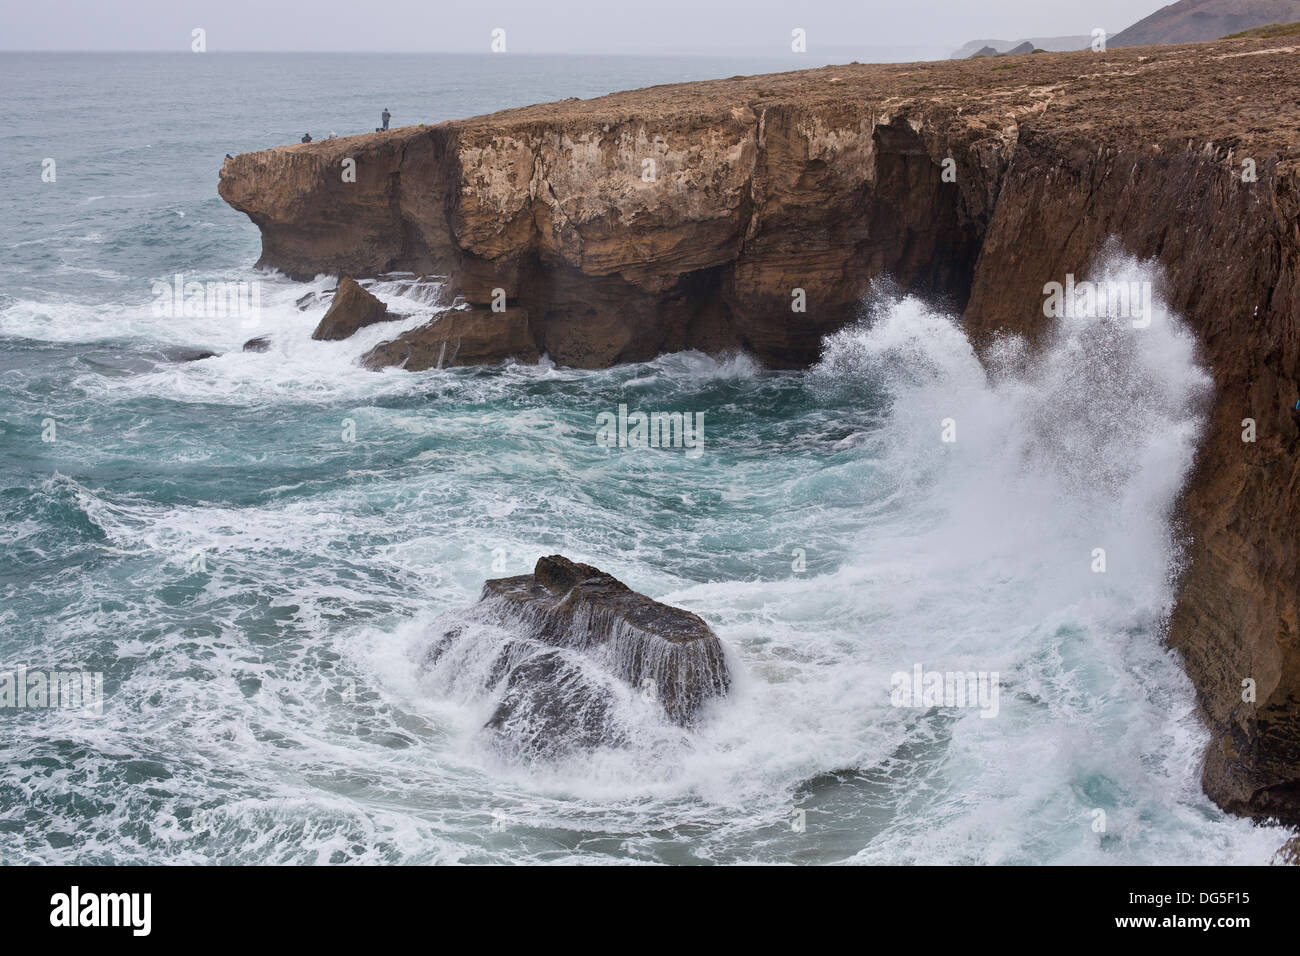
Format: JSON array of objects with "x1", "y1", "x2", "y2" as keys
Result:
[
  {"x1": 361, "y1": 306, "x2": 538, "y2": 369},
  {"x1": 221, "y1": 35, "x2": 1300, "y2": 822},
  {"x1": 484, "y1": 556, "x2": 729, "y2": 725},
  {"x1": 310, "y1": 276, "x2": 394, "y2": 340},
  {"x1": 950, "y1": 36, "x2": 1091, "y2": 57},
  {"x1": 421, "y1": 556, "x2": 730, "y2": 758}
]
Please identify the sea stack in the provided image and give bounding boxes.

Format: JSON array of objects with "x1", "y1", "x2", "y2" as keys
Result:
[{"x1": 422, "y1": 556, "x2": 730, "y2": 758}]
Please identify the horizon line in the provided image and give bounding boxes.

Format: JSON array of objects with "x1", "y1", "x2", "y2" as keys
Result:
[{"x1": 0, "y1": 46, "x2": 958, "y2": 57}]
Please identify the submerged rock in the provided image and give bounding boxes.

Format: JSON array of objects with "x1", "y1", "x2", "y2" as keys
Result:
[
  {"x1": 422, "y1": 556, "x2": 730, "y2": 759},
  {"x1": 311, "y1": 276, "x2": 395, "y2": 341},
  {"x1": 295, "y1": 290, "x2": 324, "y2": 311},
  {"x1": 170, "y1": 348, "x2": 218, "y2": 362},
  {"x1": 242, "y1": 335, "x2": 272, "y2": 352}
]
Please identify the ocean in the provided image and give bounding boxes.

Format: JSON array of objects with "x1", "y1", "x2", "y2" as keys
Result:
[{"x1": 0, "y1": 52, "x2": 1289, "y2": 864}]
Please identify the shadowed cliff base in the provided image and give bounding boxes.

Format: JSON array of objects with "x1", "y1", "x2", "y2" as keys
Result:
[{"x1": 220, "y1": 34, "x2": 1300, "y2": 829}]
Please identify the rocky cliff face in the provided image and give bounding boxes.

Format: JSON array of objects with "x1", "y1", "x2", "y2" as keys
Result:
[
  {"x1": 219, "y1": 36, "x2": 1300, "y2": 823},
  {"x1": 219, "y1": 58, "x2": 994, "y2": 368}
]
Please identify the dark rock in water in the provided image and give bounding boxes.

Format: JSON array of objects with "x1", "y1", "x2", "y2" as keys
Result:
[
  {"x1": 242, "y1": 335, "x2": 272, "y2": 352},
  {"x1": 361, "y1": 305, "x2": 538, "y2": 370},
  {"x1": 295, "y1": 290, "x2": 324, "y2": 311},
  {"x1": 172, "y1": 348, "x2": 217, "y2": 362},
  {"x1": 485, "y1": 651, "x2": 622, "y2": 756},
  {"x1": 481, "y1": 555, "x2": 730, "y2": 725},
  {"x1": 421, "y1": 556, "x2": 730, "y2": 759},
  {"x1": 311, "y1": 276, "x2": 394, "y2": 341}
]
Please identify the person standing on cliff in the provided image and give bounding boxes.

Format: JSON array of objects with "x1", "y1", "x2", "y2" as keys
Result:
[
  {"x1": 381, "y1": 108, "x2": 391, "y2": 131},
  {"x1": 301, "y1": 132, "x2": 312, "y2": 143}
]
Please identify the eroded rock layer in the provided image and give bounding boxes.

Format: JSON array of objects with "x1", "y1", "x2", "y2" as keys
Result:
[{"x1": 220, "y1": 37, "x2": 1300, "y2": 822}]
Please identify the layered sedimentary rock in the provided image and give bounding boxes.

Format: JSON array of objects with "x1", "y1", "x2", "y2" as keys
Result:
[
  {"x1": 220, "y1": 36, "x2": 1300, "y2": 822},
  {"x1": 422, "y1": 556, "x2": 730, "y2": 758},
  {"x1": 219, "y1": 57, "x2": 990, "y2": 368}
]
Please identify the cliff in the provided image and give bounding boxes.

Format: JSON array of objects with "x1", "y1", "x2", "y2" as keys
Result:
[{"x1": 219, "y1": 35, "x2": 1300, "y2": 825}]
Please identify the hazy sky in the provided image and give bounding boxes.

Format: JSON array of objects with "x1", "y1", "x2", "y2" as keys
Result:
[{"x1": 3, "y1": 0, "x2": 1169, "y2": 55}]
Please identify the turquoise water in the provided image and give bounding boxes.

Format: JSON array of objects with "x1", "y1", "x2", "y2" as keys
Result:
[{"x1": 0, "y1": 53, "x2": 1289, "y2": 864}]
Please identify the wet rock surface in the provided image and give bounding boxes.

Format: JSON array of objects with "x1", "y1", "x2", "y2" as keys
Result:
[
  {"x1": 311, "y1": 276, "x2": 396, "y2": 341},
  {"x1": 361, "y1": 305, "x2": 538, "y2": 370},
  {"x1": 422, "y1": 556, "x2": 730, "y2": 759}
]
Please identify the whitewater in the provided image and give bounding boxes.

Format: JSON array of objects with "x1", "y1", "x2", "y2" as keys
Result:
[{"x1": 0, "y1": 52, "x2": 1290, "y2": 865}]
